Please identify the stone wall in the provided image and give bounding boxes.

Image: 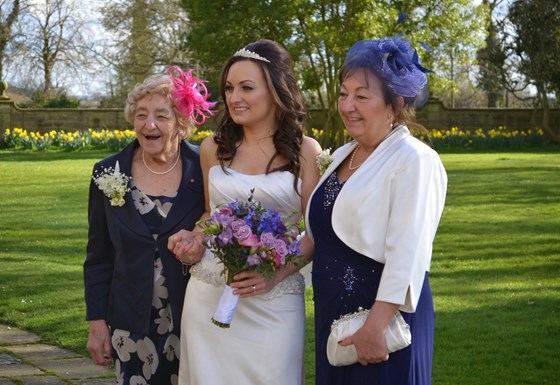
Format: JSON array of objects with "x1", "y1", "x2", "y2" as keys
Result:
[
  {"x1": 1, "y1": 95, "x2": 559, "y2": 133},
  {"x1": 416, "y1": 99, "x2": 560, "y2": 131},
  {"x1": 308, "y1": 99, "x2": 560, "y2": 132},
  {"x1": 0, "y1": 99, "x2": 130, "y2": 132}
]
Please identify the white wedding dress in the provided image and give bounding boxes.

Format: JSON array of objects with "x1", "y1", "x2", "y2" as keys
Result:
[{"x1": 179, "y1": 165, "x2": 306, "y2": 385}]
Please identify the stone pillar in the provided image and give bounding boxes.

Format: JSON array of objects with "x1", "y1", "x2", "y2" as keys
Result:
[
  {"x1": 0, "y1": 80, "x2": 10, "y2": 100},
  {"x1": 0, "y1": 80, "x2": 14, "y2": 129}
]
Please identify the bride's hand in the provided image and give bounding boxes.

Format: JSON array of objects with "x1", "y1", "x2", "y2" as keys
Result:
[{"x1": 231, "y1": 271, "x2": 282, "y2": 297}]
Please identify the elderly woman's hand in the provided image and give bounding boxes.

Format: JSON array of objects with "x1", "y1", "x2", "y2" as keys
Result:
[
  {"x1": 168, "y1": 229, "x2": 205, "y2": 265},
  {"x1": 87, "y1": 320, "x2": 112, "y2": 366}
]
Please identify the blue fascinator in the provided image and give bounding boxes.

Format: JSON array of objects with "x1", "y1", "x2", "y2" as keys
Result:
[{"x1": 344, "y1": 36, "x2": 431, "y2": 108}]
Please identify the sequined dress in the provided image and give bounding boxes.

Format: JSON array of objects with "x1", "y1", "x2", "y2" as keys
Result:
[
  {"x1": 111, "y1": 186, "x2": 180, "y2": 385},
  {"x1": 178, "y1": 165, "x2": 306, "y2": 385},
  {"x1": 309, "y1": 172, "x2": 435, "y2": 385}
]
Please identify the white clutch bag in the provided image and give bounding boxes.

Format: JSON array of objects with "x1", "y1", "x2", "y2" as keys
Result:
[{"x1": 327, "y1": 307, "x2": 412, "y2": 366}]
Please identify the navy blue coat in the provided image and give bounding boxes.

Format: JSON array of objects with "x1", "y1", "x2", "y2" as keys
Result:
[{"x1": 83, "y1": 139, "x2": 205, "y2": 334}]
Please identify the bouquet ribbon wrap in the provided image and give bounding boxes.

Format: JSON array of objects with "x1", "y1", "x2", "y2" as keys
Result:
[{"x1": 211, "y1": 285, "x2": 240, "y2": 328}]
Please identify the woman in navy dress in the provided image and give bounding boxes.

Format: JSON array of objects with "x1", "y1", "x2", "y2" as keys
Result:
[{"x1": 305, "y1": 36, "x2": 447, "y2": 384}]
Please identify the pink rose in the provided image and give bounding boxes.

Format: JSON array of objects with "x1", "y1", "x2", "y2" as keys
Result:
[
  {"x1": 239, "y1": 234, "x2": 262, "y2": 247},
  {"x1": 260, "y1": 232, "x2": 276, "y2": 247},
  {"x1": 230, "y1": 219, "x2": 247, "y2": 232},
  {"x1": 273, "y1": 239, "x2": 288, "y2": 257},
  {"x1": 233, "y1": 224, "x2": 252, "y2": 241}
]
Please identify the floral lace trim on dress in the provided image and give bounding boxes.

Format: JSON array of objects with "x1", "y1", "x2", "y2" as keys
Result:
[{"x1": 189, "y1": 263, "x2": 305, "y2": 300}]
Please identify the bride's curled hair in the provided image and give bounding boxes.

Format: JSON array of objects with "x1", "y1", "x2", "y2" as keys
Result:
[{"x1": 214, "y1": 39, "x2": 305, "y2": 191}]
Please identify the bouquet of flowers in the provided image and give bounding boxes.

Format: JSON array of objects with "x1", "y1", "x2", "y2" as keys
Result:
[{"x1": 198, "y1": 189, "x2": 302, "y2": 328}]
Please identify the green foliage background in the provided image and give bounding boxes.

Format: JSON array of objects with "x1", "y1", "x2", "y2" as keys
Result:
[{"x1": 180, "y1": 0, "x2": 490, "y2": 148}]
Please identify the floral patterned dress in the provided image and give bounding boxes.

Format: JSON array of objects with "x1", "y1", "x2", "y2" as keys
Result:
[{"x1": 110, "y1": 186, "x2": 180, "y2": 385}]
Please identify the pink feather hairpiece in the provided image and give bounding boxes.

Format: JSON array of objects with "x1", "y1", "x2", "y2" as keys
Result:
[{"x1": 167, "y1": 66, "x2": 216, "y2": 125}]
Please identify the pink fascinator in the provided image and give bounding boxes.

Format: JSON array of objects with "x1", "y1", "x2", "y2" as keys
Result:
[{"x1": 167, "y1": 66, "x2": 216, "y2": 125}]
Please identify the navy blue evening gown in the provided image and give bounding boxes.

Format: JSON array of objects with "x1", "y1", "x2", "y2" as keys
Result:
[{"x1": 309, "y1": 172, "x2": 434, "y2": 385}]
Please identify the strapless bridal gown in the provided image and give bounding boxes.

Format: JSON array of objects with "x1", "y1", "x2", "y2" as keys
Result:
[{"x1": 178, "y1": 165, "x2": 306, "y2": 385}]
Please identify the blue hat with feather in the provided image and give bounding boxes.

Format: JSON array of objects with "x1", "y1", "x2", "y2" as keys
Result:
[{"x1": 344, "y1": 36, "x2": 431, "y2": 108}]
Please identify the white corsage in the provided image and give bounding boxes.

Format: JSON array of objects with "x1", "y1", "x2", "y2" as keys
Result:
[
  {"x1": 92, "y1": 161, "x2": 131, "y2": 207},
  {"x1": 316, "y1": 148, "x2": 334, "y2": 175}
]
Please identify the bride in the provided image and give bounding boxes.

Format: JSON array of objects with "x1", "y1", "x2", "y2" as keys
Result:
[{"x1": 168, "y1": 39, "x2": 321, "y2": 385}]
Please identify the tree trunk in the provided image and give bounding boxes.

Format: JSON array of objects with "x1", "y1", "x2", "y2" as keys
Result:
[
  {"x1": 538, "y1": 87, "x2": 560, "y2": 144},
  {"x1": 0, "y1": 0, "x2": 21, "y2": 80},
  {"x1": 487, "y1": 92, "x2": 499, "y2": 108}
]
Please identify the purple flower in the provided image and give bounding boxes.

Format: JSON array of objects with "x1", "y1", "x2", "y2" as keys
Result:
[
  {"x1": 273, "y1": 239, "x2": 288, "y2": 257},
  {"x1": 247, "y1": 253, "x2": 262, "y2": 266},
  {"x1": 211, "y1": 208, "x2": 235, "y2": 227},
  {"x1": 234, "y1": 224, "x2": 252, "y2": 241},
  {"x1": 230, "y1": 219, "x2": 247, "y2": 232},
  {"x1": 260, "y1": 232, "x2": 276, "y2": 247},
  {"x1": 217, "y1": 228, "x2": 233, "y2": 246},
  {"x1": 260, "y1": 211, "x2": 286, "y2": 233},
  {"x1": 288, "y1": 238, "x2": 301, "y2": 255}
]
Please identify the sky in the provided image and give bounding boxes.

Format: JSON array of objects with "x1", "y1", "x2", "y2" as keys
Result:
[
  {"x1": 6, "y1": 0, "x2": 515, "y2": 99},
  {"x1": 3, "y1": 0, "x2": 111, "y2": 98}
]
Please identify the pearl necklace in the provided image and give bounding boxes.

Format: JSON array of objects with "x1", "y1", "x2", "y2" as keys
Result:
[
  {"x1": 348, "y1": 144, "x2": 361, "y2": 170},
  {"x1": 142, "y1": 150, "x2": 180, "y2": 175},
  {"x1": 348, "y1": 129, "x2": 397, "y2": 171}
]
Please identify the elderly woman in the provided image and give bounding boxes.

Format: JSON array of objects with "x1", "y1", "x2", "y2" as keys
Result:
[
  {"x1": 305, "y1": 36, "x2": 447, "y2": 384},
  {"x1": 83, "y1": 67, "x2": 214, "y2": 384}
]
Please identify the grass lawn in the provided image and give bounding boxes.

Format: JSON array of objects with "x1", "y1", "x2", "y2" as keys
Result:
[{"x1": 0, "y1": 150, "x2": 559, "y2": 384}]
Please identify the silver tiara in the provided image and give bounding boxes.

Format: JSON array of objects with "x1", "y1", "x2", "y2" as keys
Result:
[{"x1": 233, "y1": 48, "x2": 270, "y2": 63}]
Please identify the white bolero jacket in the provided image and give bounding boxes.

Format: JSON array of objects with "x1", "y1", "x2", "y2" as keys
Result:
[{"x1": 305, "y1": 125, "x2": 447, "y2": 312}]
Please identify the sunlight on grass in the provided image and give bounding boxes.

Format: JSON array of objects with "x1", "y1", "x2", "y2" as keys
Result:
[{"x1": 430, "y1": 153, "x2": 560, "y2": 385}]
